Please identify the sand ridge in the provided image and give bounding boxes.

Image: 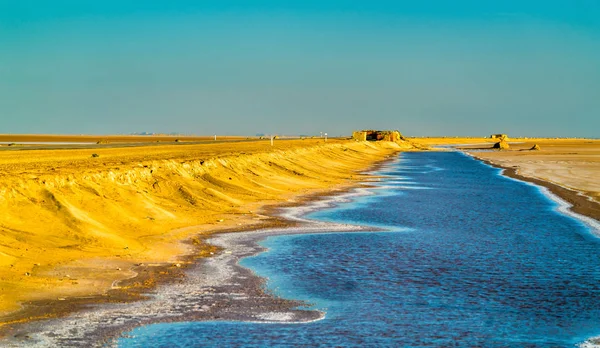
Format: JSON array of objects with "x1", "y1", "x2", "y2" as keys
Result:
[
  {"x1": 1, "y1": 186, "x2": 389, "y2": 347},
  {"x1": 0, "y1": 138, "x2": 410, "y2": 321}
]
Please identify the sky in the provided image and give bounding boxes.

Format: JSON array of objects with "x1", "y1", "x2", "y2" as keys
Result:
[{"x1": 1, "y1": 1, "x2": 599, "y2": 137}]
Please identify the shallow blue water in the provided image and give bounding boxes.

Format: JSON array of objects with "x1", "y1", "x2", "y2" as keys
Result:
[{"x1": 119, "y1": 152, "x2": 600, "y2": 347}]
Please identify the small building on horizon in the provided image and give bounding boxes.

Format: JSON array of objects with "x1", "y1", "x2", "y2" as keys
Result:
[
  {"x1": 352, "y1": 130, "x2": 403, "y2": 142},
  {"x1": 490, "y1": 134, "x2": 508, "y2": 140}
]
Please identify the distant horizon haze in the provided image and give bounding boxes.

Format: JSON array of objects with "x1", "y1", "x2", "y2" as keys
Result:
[{"x1": 1, "y1": 1, "x2": 599, "y2": 138}]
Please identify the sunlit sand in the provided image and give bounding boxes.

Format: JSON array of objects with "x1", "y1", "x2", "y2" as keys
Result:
[{"x1": 0, "y1": 137, "x2": 411, "y2": 324}]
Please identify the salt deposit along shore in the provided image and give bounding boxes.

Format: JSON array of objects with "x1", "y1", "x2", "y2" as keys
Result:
[
  {"x1": 1, "y1": 136, "x2": 599, "y2": 346},
  {"x1": 8, "y1": 145, "x2": 600, "y2": 347},
  {"x1": 0, "y1": 138, "x2": 412, "y2": 343},
  {"x1": 0, "y1": 170, "x2": 391, "y2": 347}
]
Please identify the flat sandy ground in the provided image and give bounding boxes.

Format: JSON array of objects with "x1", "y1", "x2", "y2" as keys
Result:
[
  {"x1": 0, "y1": 137, "x2": 407, "y2": 328},
  {"x1": 464, "y1": 139, "x2": 599, "y2": 205},
  {"x1": 0, "y1": 134, "x2": 249, "y2": 144},
  {"x1": 408, "y1": 137, "x2": 498, "y2": 146}
]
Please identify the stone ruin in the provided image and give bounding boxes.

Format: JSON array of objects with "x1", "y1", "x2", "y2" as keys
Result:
[
  {"x1": 490, "y1": 133, "x2": 510, "y2": 150},
  {"x1": 352, "y1": 130, "x2": 403, "y2": 142},
  {"x1": 490, "y1": 134, "x2": 508, "y2": 141},
  {"x1": 492, "y1": 140, "x2": 510, "y2": 150}
]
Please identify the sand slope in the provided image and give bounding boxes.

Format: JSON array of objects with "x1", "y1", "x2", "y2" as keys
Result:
[{"x1": 0, "y1": 139, "x2": 408, "y2": 317}]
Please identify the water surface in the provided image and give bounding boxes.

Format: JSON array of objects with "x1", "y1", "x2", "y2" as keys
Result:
[{"x1": 120, "y1": 152, "x2": 600, "y2": 347}]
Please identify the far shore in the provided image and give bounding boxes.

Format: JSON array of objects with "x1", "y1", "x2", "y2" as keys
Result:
[
  {"x1": 409, "y1": 137, "x2": 600, "y2": 221},
  {"x1": 460, "y1": 139, "x2": 600, "y2": 221},
  {"x1": 477, "y1": 158, "x2": 600, "y2": 223}
]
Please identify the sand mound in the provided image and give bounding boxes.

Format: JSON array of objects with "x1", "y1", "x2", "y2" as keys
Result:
[
  {"x1": 493, "y1": 140, "x2": 510, "y2": 150},
  {"x1": 530, "y1": 144, "x2": 541, "y2": 151},
  {"x1": 0, "y1": 139, "x2": 415, "y2": 315}
]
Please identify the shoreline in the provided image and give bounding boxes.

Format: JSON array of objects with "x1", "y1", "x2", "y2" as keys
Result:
[
  {"x1": 0, "y1": 140, "x2": 405, "y2": 327},
  {"x1": 470, "y1": 152, "x2": 600, "y2": 347},
  {"x1": 469, "y1": 154, "x2": 600, "y2": 224},
  {"x1": 1, "y1": 177, "x2": 387, "y2": 347},
  {"x1": 0, "y1": 151, "x2": 397, "y2": 347},
  {"x1": 3, "y1": 149, "x2": 599, "y2": 346}
]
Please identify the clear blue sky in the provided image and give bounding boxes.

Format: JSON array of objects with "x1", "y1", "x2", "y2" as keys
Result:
[{"x1": 1, "y1": 1, "x2": 599, "y2": 137}]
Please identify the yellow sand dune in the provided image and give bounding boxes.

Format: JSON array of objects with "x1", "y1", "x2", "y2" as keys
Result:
[{"x1": 0, "y1": 139, "x2": 407, "y2": 316}]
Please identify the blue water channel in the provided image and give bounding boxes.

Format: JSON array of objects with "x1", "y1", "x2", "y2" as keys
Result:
[{"x1": 119, "y1": 152, "x2": 600, "y2": 347}]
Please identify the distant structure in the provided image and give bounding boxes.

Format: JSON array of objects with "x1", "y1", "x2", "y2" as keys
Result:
[
  {"x1": 490, "y1": 134, "x2": 508, "y2": 141},
  {"x1": 492, "y1": 140, "x2": 510, "y2": 150},
  {"x1": 352, "y1": 130, "x2": 403, "y2": 142}
]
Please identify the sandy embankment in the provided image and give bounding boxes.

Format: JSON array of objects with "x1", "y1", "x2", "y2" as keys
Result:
[
  {"x1": 3, "y1": 189, "x2": 386, "y2": 347},
  {"x1": 0, "y1": 138, "x2": 411, "y2": 326}
]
